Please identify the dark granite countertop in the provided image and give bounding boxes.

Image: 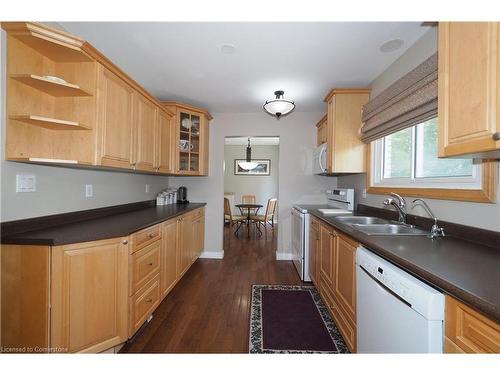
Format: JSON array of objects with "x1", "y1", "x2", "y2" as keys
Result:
[
  {"x1": 1, "y1": 202, "x2": 206, "y2": 246},
  {"x1": 309, "y1": 209, "x2": 500, "y2": 323}
]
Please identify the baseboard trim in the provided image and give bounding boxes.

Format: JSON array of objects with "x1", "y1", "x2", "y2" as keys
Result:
[
  {"x1": 199, "y1": 250, "x2": 224, "y2": 259},
  {"x1": 276, "y1": 252, "x2": 293, "y2": 261}
]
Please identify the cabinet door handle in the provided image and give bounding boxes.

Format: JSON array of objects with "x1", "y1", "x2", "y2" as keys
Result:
[
  {"x1": 146, "y1": 298, "x2": 153, "y2": 303},
  {"x1": 149, "y1": 233, "x2": 155, "y2": 238},
  {"x1": 122, "y1": 240, "x2": 128, "y2": 245},
  {"x1": 148, "y1": 262, "x2": 153, "y2": 266},
  {"x1": 493, "y1": 132, "x2": 500, "y2": 141}
]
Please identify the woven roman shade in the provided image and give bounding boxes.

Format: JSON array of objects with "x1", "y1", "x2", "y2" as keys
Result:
[{"x1": 360, "y1": 53, "x2": 438, "y2": 143}]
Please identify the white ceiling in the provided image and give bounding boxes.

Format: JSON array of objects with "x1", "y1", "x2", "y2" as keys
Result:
[
  {"x1": 225, "y1": 137, "x2": 280, "y2": 146},
  {"x1": 59, "y1": 22, "x2": 430, "y2": 113}
]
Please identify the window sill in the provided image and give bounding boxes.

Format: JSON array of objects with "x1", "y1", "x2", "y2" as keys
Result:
[{"x1": 367, "y1": 158, "x2": 498, "y2": 203}]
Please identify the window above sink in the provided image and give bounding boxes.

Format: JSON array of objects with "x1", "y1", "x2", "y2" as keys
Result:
[{"x1": 368, "y1": 117, "x2": 497, "y2": 203}]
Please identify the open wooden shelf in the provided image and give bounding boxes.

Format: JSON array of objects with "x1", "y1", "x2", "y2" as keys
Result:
[
  {"x1": 10, "y1": 115, "x2": 91, "y2": 130},
  {"x1": 11, "y1": 74, "x2": 92, "y2": 97},
  {"x1": 3, "y1": 22, "x2": 93, "y2": 62}
]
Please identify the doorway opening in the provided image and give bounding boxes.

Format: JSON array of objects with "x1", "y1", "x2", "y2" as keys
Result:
[{"x1": 223, "y1": 136, "x2": 279, "y2": 243}]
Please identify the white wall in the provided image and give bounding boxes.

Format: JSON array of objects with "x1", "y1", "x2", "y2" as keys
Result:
[
  {"x1": 0, "y1": 29, "x2": 170, "y2": 222},
  {"x1": 224, "y1": 144, "x2": 279, "y2": 215},
  {"x1": 169, "y1": 112, "x2": 336, "y2": 256},
  {"x1": 338, "y1": 27, "x2": 500, "y2": 232}
]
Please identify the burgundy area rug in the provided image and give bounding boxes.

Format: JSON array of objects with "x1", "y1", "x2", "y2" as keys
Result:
[{"x1": 249, "y1": 285, "x2": 349, "y2": 353}]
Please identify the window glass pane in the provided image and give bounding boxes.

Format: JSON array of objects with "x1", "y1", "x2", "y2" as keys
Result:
[
  {"x1": 416, "y1": 118, "x2": 473, "y2": 178},
  {"x1": 383, "y1": 127, "x2": 412, "y2": 178}
]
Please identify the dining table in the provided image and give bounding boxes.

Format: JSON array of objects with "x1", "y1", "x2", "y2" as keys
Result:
[{"x1": 235, "y1": 203, "x2": 263, "y2": 238}]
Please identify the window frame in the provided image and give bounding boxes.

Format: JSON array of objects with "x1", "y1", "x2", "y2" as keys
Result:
[{"x1": 367, "y1": 124, "x2": 498, "y2": 203}]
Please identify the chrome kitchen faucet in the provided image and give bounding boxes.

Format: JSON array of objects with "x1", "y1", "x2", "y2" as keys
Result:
[
  {"x1": 383, "y1": 192, "x2": 407, "y2": 224},
  {"x1": 412, "y1": 198, "x2": 445, "y2": 239}
]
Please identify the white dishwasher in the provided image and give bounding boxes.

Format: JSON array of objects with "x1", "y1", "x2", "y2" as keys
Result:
[{"x1": 356, "y1": 246, "x2": 444, "y2": 353}]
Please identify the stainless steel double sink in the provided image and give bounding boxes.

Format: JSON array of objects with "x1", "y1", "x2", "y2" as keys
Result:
[{"x1": 333, "y1": 216, "x2": 428, "y2": 236}]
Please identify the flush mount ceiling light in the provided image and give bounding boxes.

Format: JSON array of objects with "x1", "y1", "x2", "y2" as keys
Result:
[
  {"x1": 263, "y1": 90, "x2": 295, "y2": 119},
  {"x1": 379, "y1": 39, "x2": 404, "y2": 53},
  {"x1": 238, "y1": 138, "x2": 259, "y2": 170}
]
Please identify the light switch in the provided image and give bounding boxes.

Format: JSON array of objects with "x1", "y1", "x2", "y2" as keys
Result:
[
  {"x1": 85, "y1": 184, "x2": 93, "y2": 198},
  {"x1": 16, "y1": 174, "x2": 36, "y2": 192},
  {"x1": 145, "y1": 184, "x2": 150, "y2": 193}
]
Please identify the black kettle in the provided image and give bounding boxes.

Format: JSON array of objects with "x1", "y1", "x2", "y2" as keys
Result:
[{"x1": 177, "y1": 186, "x2": 188, "y2": 203}]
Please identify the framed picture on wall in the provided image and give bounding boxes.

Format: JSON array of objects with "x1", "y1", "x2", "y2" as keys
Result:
[{"x1": 234, "y1": 159, "x2": 271, "y2": 175}]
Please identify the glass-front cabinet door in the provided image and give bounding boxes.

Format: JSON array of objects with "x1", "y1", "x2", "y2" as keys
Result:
[{"x1": 178, "y1": 111, "x2": 201, "y2": 173}]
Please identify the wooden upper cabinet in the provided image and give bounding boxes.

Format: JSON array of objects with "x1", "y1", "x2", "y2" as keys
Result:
[
  {"x1": 2, "y1": 22, "x2": 208, "y2": 177},
  {"x1": 156, "y1": 109, "x2": 174, "y2": 174},
  {"x1": 133, "y1": 93, "x2": 157, "y2": 172},
  {"x1": 316, "y1": 114, "x2": 328, "y2": 146},
  {"x1": 96, "y1": 65, "x2": 135, "y2": 169},
  {"x1": 323, "y1": 89, "x2": 370, "y2": 174},
  {"x1": 438, "y1": 22, "x2": 500, "y2": 157},
  {"x1": 50, "y1": 237, "x2": 129, "y2": 353},
  {"x1": 3, "y1": 23, "x2": 97, "y2": 164},
  {"x1": 162, "y1": 102, "x2": 212, "y2": 176}
]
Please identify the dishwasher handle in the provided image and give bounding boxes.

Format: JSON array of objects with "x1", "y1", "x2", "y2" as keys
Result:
[{"x1": 359, "y1": 265, "x2": 412, "y2": 308}]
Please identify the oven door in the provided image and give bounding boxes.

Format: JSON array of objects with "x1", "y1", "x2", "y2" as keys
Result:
[{"x1": 291, "y1": 208, "x2": 305, "y2": 280}]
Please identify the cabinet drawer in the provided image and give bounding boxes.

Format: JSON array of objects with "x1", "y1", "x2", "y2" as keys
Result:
[
  {"x1": 319, "y1": 273, "x2": 356, "y2": 353},
  {"x1": 129, "y1": 275, "x2": 160, "y2": 336},
  {"x1": 319, "y1": 275, "x2": 337, "y2": 314},
  {"x1": 191, "y1": 207, "x2": 204, "y2": 219},
  {"x1": 445, "y1": 295, "x2": 500, "y2": 353},
  {"x1": 130, "y1": 240, "x2": 160, "y2": 295},
  {"x1": 310, "y1": 217, "x2": 320, "y2": 231},
  {"x1": 333, "y1": 300, "x2": 356, "y2": 352},
  {"x1": 130, "y1": 224, "x2": 161, "y2": 253}
]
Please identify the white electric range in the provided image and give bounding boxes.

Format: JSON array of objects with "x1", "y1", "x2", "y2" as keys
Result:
[{"x1": 291, "y1": 188, "x2": 354, "y2": 281}]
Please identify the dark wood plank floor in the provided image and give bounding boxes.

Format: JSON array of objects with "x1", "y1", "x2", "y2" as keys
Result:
[{"x1": 120, "y1": 225, "x2": 305, "y2": 353}]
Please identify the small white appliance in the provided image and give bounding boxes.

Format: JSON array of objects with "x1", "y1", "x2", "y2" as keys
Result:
[
  {"x1": 313, "y1": 143, "x2": 327, "y2": 174},
  {"x1": 356, "y1": 246, "x2": 445, "y2": 353},
  {"x1": 291, "y1": 188, "x2": 354, "y2": 281}
]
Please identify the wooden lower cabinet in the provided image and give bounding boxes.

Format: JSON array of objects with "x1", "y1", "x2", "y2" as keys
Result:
[
  {"x1": 319, "y1": 223, "x2": 337, "y2": 289},
  {"x1": 445, "y1": 295, "x2": 500, "y2": 353},
  {"x1": 179, "y1": 214, "x2": 193, "y2": 277},
  {"x1": 129, "y1": 275, "x2": 161, "y2": 336},
  {"x1": 1, "y1": 245, "x2": 50, "y2": 352},
  {"x1": 130, "y1": 240, "x2": 161, "y2": 295},
  {"x1": 161, "y1": 218, "x2": 179, "y2": 298},
  {"x1": 50, "y1": 237, "x2": 129, "y2": 353},
  {"x1": 335, "y1": 234, "x2": 357, "y2": 322},
  {"x1": 191, "y1": 208, "x2": 205, "y2": 262},
  {"x1": 128, "y1": 208, "x2": 205, "y2": 337},
  {"x1": 315, "y1": 220, "x2": 358, "y2": 353},
  {"x1": 308, "y1": 217, "x2": 320, "y2": 285}
]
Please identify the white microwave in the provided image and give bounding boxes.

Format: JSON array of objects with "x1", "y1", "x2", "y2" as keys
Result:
[{"x1": 313, "y1": 143, "x2": 327, "y2": 174}]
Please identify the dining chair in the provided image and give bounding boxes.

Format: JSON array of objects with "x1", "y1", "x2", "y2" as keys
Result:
[
  {"x1": 224, "y1": 198, "x2": 246, "y2": 235},
  {"x1": 250, "y1": 198, "x2": 278, "y2": 236},
  {"x1": 239, "y1": 195, "x2": 258, "y2": 215}
]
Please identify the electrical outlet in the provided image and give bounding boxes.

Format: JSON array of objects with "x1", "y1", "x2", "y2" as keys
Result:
[
  {"x1": 85, "y1": 184, "x2": 93, "y2": 198},
  {"x1": 16, "y1": 174, "x2": 36, "y2": 192},
  {"x1": 362, "y1": 188, "x2": 367, "y2": 199},
  {"x1": 145, "y1": 184, "x2": 150, "y2": 193}
]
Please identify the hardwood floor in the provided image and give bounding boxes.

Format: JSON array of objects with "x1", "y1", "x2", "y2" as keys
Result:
[{"x1": 120, "y1": 225, "x2": 305, "y2": 353}]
